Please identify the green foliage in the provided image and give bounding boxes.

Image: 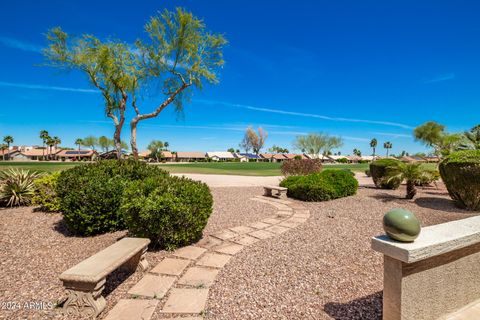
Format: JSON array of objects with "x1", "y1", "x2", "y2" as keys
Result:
[
  {"x1": 281, "y1": 159, "x2": 322, "y2": 176},
  {"x1": 414, "y1": 121, "x2": 468, "y2": 156},
  {"x1": 370, "y1": 159, "x2": 402, "y2": 189},
  {"x1": 439, "y1": 150, "x2": 480, "y2": 210},
  {"x1": 56, "y1": 160, "x2": 169, "y2": 235},
  {"x1": 365, "y1": 169, "x2": 371, "y2": 177},
  {"x1": 0, "y1": 169, "x2": 42, "y2": 207},
  {"x1": 147, "y1": 140, "x2": 165, "y2": 161},
  {"x1": 280, "y1": 170, "x2": 358, "y2": 202},
  {"x1": 416, "y1": 170, "x2": 440, "y2": 186},
  {"x1": 32, "y1": 172, "x2": 61, "y2": 212},
  {"x1": 336, "y1": 157, "x2": 349, "y2": 163},
  {"x1": 382, "y1": 162, "x2": 428, "y2": 199},
  {"x1": 293, "y1": 133, "x2": 343, "y2": 157},
  {"x1": 463, "y1": 124, "x2": 480, "y2": 150},
  {"x1": 121, "y1": 176, "x2": 213, "y2": 249}
]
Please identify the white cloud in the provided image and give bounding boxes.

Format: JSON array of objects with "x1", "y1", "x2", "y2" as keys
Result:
[
  {"x1": 0, "y1": 36, "x2": 42, "y2": 53},
  {"x1": 194, "y1": 99, "x2": 413, "y2": 130},
  {"x1": 0, "y1": 81, "x2": 98, "y2": 93},
  {"x1": 424, "y1": 73, "x2": 455, "y2": 84}
]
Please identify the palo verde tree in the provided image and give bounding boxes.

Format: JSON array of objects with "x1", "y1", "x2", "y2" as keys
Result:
[
  {"x1": 129, "y1": 8, "x2": 227, "y2": 159},
  {"x1": 43, "y1": 29, "x2": 138, "y2": 159},
  {"x1": 293, "y1": 133, "x2": 343, "y2": 158}
]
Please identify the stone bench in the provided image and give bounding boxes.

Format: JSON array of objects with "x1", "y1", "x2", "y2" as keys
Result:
[
  {"x1": 59, "y1": 237, "x2": 150, "y2": 317},
  {"x1": 372, "y1": 215, "x2": 480, "y2": 320},
  {"x1": 263, "y1": 185, "x2": 288, "y2": 198}
]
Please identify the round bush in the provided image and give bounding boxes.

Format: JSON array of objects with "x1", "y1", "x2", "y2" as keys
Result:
[
  {"x1": 280, "y1": 169, "x2": 358, "y2": 202},
  {"x1": 439, "y1": 150, "x2": 480, "y2": 210},
  {"x1": 32, "y1": 172, "x2": 61, "y2": 212},
  {"x1": 121, "y1": 176, "x2": 213, "y2": 249},
  {"x1": 370, "y1": 159, "x2": 402, "y2": 189},
  {"x1": 56, "y1": 160, "x2": 169, "y2": 235}
]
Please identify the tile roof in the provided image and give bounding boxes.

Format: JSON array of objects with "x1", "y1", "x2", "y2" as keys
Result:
[{"x1": 176, "y1": 151, "x2": 206, "y2": 158}]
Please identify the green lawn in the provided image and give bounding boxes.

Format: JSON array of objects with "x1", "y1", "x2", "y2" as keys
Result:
[
  {"x1": 0, "y1": 161, "x2": 80, "y2": 172},
  {"x1": 0, "y1": 161, "x2": 438, "y2": 176}
]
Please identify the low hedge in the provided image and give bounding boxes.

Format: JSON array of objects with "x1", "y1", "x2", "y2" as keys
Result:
[
  {"x1": 280, "y1": 169, "x2": 358, "y2": 201},
  {"x1": 439, "y1": 150, "x2": 480, "y2": 210},
  {"x1": 56, "y1": 160, "x2": 169, "y2": 235},
  {"x1": 121, "y1": 176, "x2": 213, "y2": 249},
  {"x1": 370, "y1": 159, "x2": 402, "y2": 189},
  {"x1": 32, "y1": 172, "x2": 61, "y2": 212},
  {"x1": 281, "y1": 159, "x2": 322, "y2": 176}
]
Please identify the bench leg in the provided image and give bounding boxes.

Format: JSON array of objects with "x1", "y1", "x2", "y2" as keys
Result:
[
  {"x1": 62, "y1": 279, "x2": 106, "y2": 317},
  {"x1": 123, "y1": 246, "x2": 149, "y2": 273},
  {"x1": 264, "y1": 188, "x2": 273, "y2": 197}
]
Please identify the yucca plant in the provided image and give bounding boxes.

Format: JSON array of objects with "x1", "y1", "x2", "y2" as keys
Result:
[
  {"x1": 382, "y1": 162, "x2": 424, "y2": 199},
  {"x1": 0, "y1": 169, "x2": 43, "y2": 207}
]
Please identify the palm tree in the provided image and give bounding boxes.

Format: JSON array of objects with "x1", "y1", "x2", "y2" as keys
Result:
[
  {"x1": 3, "y1": 136, "x2": 13, "y2": 160},
  {"x1": 164, "y1": 141, "x2": 169, "y2": 150},
  {"x1": 0, "y1": 144, "x2": 7, "y2": 161},
  {"x1": 39, "y1": 130, "x2": 49, "y2": 160},
  {"x1": 464, "y1": 124, "x2": 480, "y2": 149},
  {"x1": 46, "y1": 137, "x2": 55, "y2": 160},
  {"x1": 370, "y1": 138, "x2": 377, "y2": 157},
  {"x1": 383, "y1": 162, "x2": 424, "y2": 199},
  {"x1": 75, "y1": 138, "x2": 83, "y2": 161},
  {"x1": 353, "y1": 148, "x2": 361, "y2": 156},
  {"x1": 52, "y1": 136, "x2": 61, "y2": 160},
  {"x1": 384, "y1": 141, "x2": 392, "y2": 157}
]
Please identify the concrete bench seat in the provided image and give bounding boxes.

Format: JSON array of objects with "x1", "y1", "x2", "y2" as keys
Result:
[
  {"x1": 263, "y1": 185, "x2": 287, "y2": 198},
  {"x1": 60, "y1": 237, "x2": 150, "y2": 317}
]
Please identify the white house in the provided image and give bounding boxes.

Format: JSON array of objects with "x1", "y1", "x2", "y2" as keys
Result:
[{"x1": 206, "y1": 151, "x2": 236, "y2": 161}]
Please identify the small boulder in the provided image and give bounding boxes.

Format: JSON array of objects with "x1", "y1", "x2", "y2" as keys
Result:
[{"x1": 383, "y1": 208, "x2": 421, "y2": 242}]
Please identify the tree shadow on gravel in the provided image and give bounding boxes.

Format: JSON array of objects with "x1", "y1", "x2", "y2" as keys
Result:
[
  {"x1": 414, "y1": 197, "x2": 466, "y2": 213},
  {"x1": 324, "y1": 291, "x2": 382, "y2": 320},
  {"x1": 368, "y1": 193, "x2": 403, "y2": 202},
  {"x1": 53, "y1": 219, "x2": 76, "y2": 237}
]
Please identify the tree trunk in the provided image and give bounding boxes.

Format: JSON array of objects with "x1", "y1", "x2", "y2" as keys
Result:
[
  {"x1": 406, "y1": 180, "x2": 417, "y2": 199},
  {"x1": 130, "y1": 84, "x2": 189, "y2": 161},
  {"x1": 373, "y1": 147, "x2": 375, "y2": 157},
  {"x1": 386, "y1": 149, "x2": 389, "y2": 157},
  {"x1": 130, "y1": 120, "x2": 139, "y2": 160}
]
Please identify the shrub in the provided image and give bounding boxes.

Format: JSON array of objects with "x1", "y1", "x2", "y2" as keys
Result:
[
  {"x1": 0, "y1": 169, "x2": 42, "y2": 207},
  {"x1": 415, "y1": 170, "x2": 440, "y2": 186},
  {"x1": 280, "y1": 169, "x2": 358, "y2": 202},
  {"x1": 370, "y1": 159, "x2": 402, "y2": 189},
  {"x1": 32, "y1": 172, "x2": 61, "y2": 212},
  {"x1": 336, "y1": 157, "x2": 349, "y2": 163},
  {"x1": 281, "y1": 159, "x2": 322, "y2": 176},
  {"x1": 121, "y1": 175, "x2": 213, "y2": 249},
  {"x1": 56, "y1": 160, "x2": 169, "y2": 235},
  {"x1": 439, "y1": 150, "x2": 480, "y2": 210},
  {"x1": 365, "y1": 169, "x2": 371, "y2": 177}
]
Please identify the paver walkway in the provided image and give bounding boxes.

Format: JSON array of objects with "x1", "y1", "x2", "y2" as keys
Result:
[{"x1": 103, "y1": 195, "x2": 310, "y2": 319}]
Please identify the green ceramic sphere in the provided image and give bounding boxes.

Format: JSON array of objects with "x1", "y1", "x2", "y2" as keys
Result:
[{"x1": 383, "y1": 208, "x2": 421, "y2": 242}]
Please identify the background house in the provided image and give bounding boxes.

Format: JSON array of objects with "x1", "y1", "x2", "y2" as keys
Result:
[
  {"x1": 57, "y1": 150, "x2": 97, "y2": 161},
  {"x1": 176, "y1": 151, "x2": 206, "y2": 162},
  {"x1": 206, "y1": 151, "x2": 236, "y2": 162}
]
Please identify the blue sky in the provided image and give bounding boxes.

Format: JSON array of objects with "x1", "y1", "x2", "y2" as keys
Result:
[{"x1": 0, "y1": 0, "x2": 479, "y2": 155}]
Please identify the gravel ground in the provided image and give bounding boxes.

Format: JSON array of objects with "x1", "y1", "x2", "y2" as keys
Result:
[
  {"x1": 205, "y1": 184, "x2": 478, "y2": 320},
  {"x1": 0, "y1": 187, "x2": 273, "y2": 320}
]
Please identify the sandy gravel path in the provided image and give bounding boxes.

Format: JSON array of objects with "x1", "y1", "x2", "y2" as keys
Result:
[{"x1": 172, "y1": 173, "x2": 283, "y2": 187}]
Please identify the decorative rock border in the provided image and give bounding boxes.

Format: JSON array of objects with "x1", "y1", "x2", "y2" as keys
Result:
[{"x1": 103, "y1": 196, "x2": 310, "y2": 320}]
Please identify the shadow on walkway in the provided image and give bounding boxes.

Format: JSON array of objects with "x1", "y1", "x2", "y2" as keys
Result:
[{"x1": 324, "y1": 291, "x2": 382, "y2": 320}]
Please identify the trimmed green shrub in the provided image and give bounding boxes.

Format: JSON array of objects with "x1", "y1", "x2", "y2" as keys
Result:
[
  {"x1": 280, "y1": 169, "x2": 358, "y2": 202},
  {"x1": 365, "y1": 169, "x2": 371, "y2": 177},
  {"x1": 32, "y1": 172, "x2": 61, "y2": 212},
  {"x1": 56, "y1": 160, "x2": 169, "y2": 235},
  {"x1": 336, "y1": 157, "x2": 349, "y2": 163},
  {"x1": 281, "y1": 159, "x2": 322, "y2": 176},
  {"x1": 121, "y1": 175, "x2": 213, "y2": 249},
  {"x1": 370, "y1": 159, "x2": 402, "y2": 189},
  {"x1": 439, "y1": 150, "x2": 480, "y2": 210}
]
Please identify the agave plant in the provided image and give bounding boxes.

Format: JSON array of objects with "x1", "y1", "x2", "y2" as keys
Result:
[
  {"x1": 0, "y1": 168, "x2": 43, "y2": 207},
  {"x1": 382, "y1": 162, "x2": 424, "y2": 199}
]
